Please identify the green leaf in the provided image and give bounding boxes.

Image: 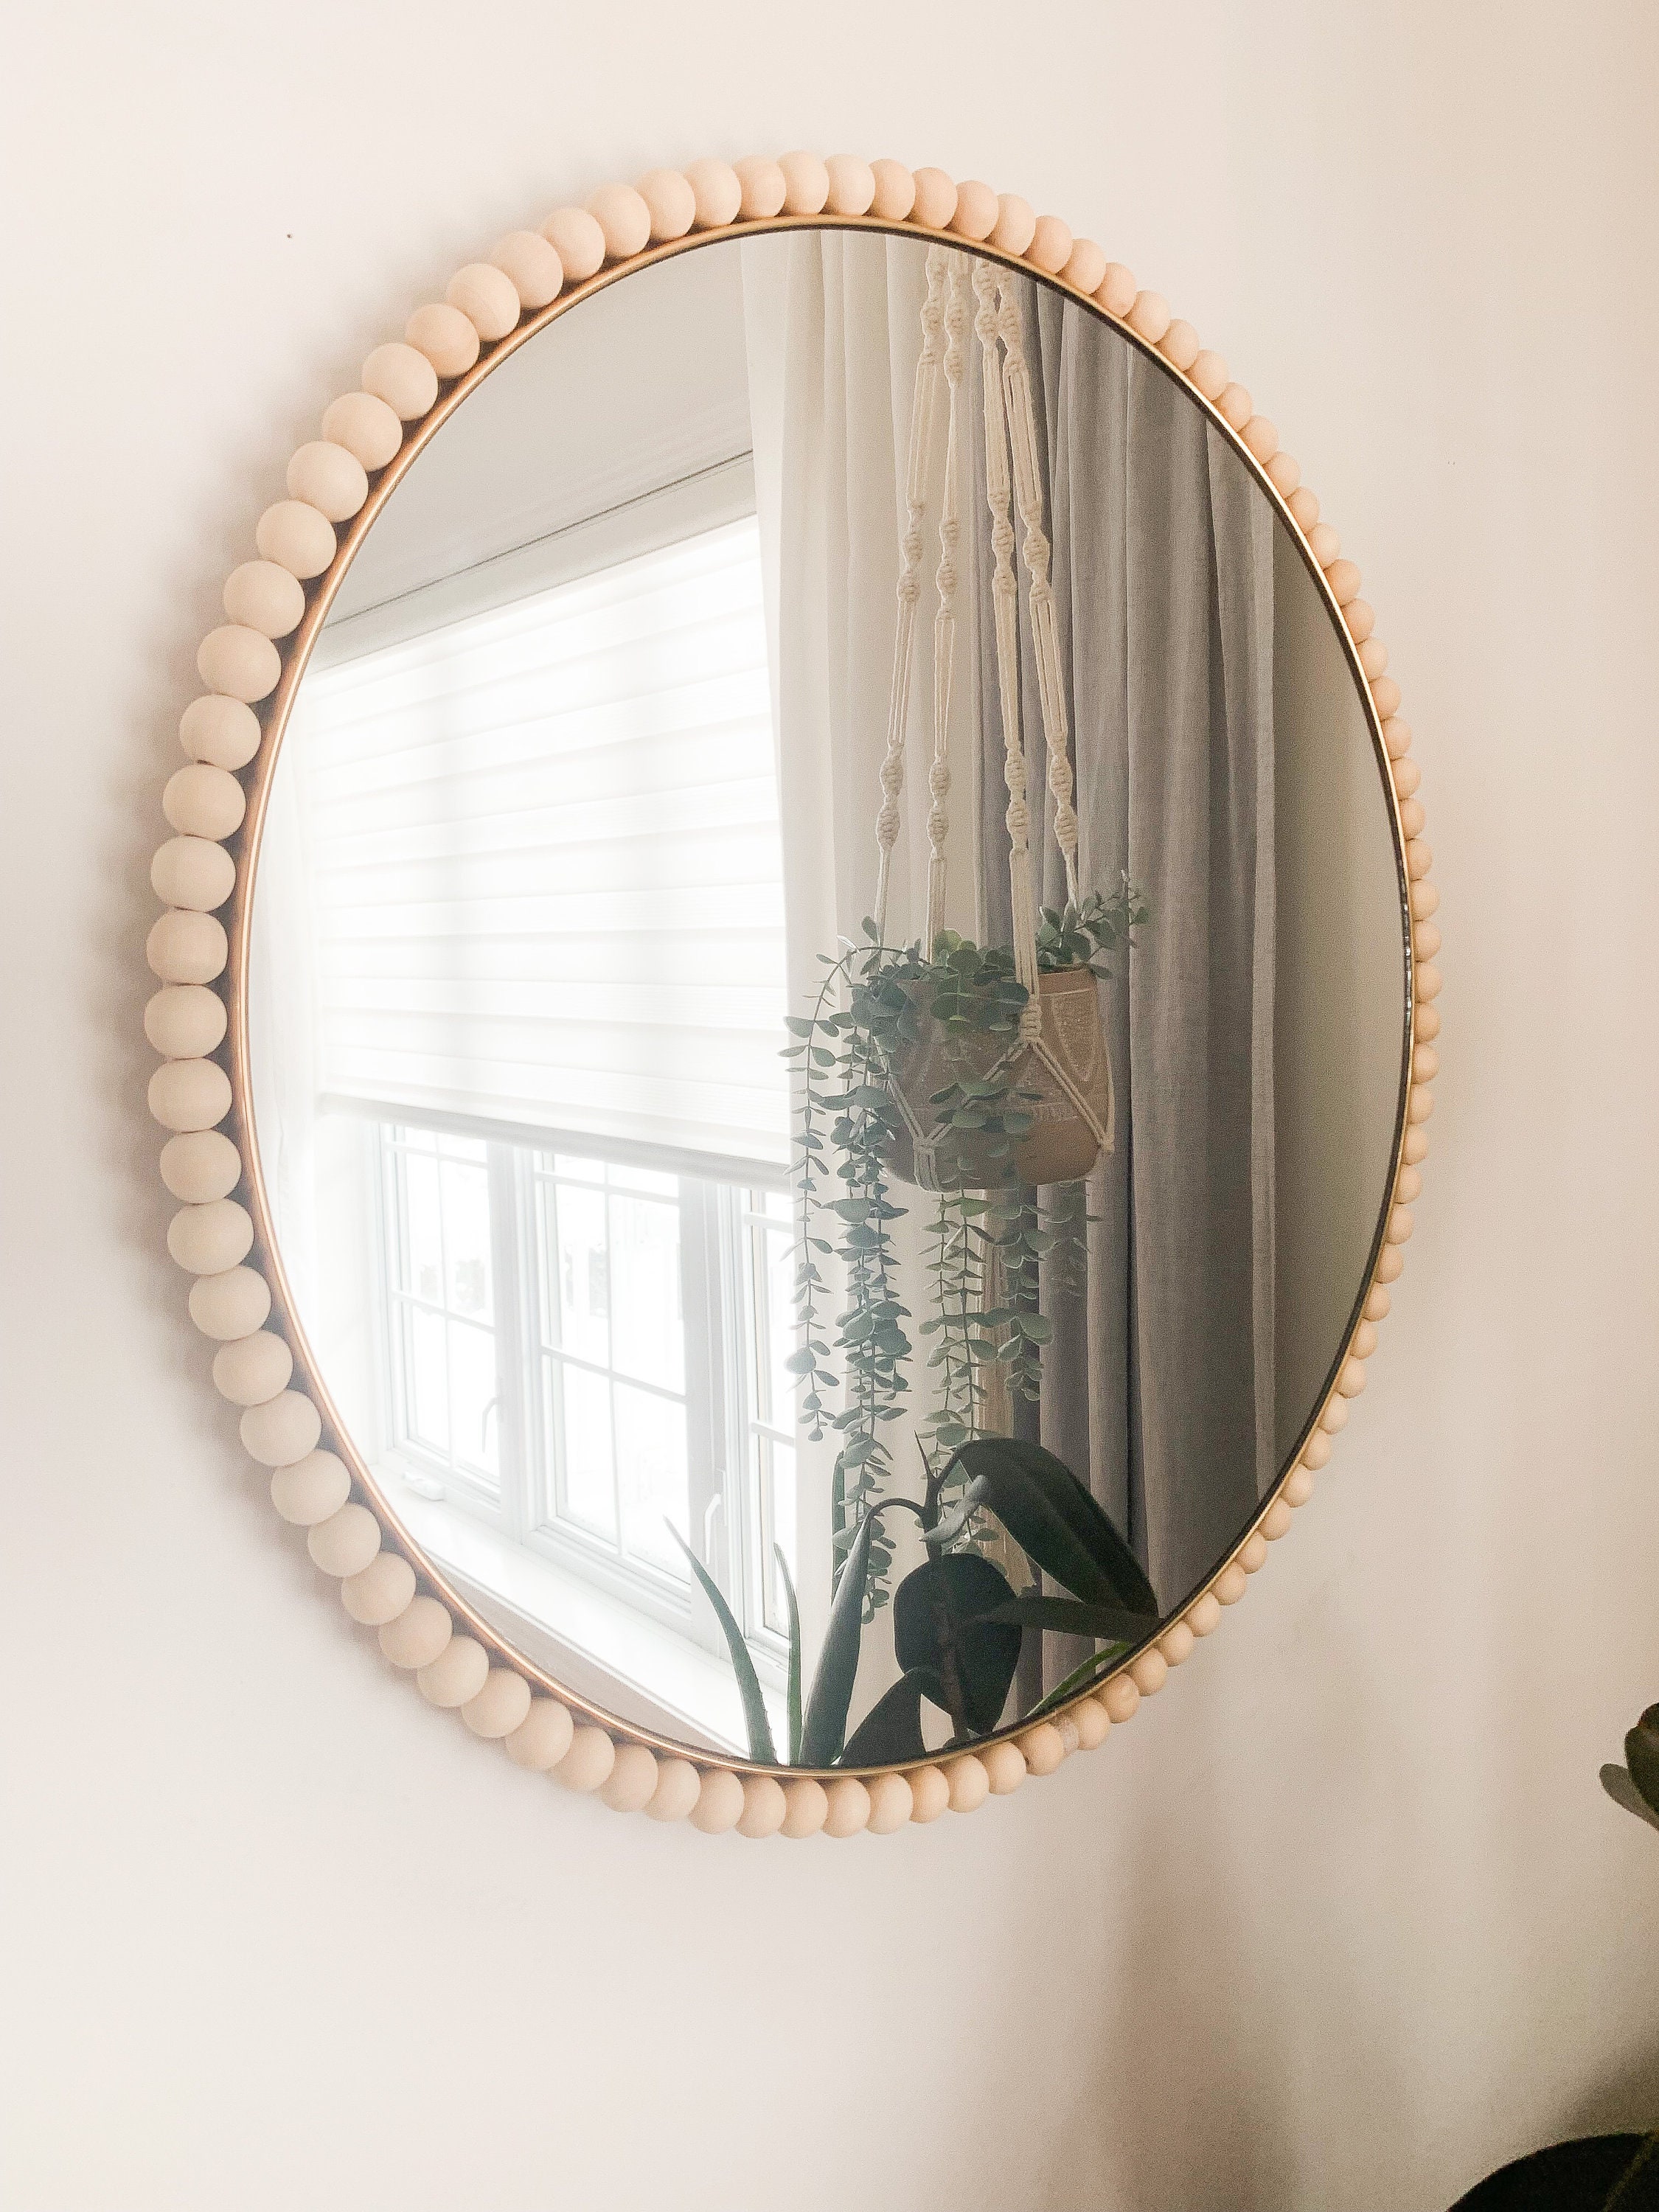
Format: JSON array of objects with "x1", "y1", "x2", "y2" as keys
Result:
[
  {"x1": 893, "y1": 1554, "x2": 1023, "y2": 1735},
  {"x1": 985, "y1": 1594, "x2": 1156, "y2": 1642},
  {"x1": 773, "y1": 1543, "x2": 802, "y2": 1765},
  {"x1": 800, "y1": 1504, "x2": 891, "y2": 1764},
  {"x1": 839, "y1": 1672, "x2": 931, "y2": 1765},
  {"x1": 667, "y1": 1524, "x2": 776, "y2": 1765},
  {"x1": 1626, "y1": 1705, "x2": 1659, "y2": 1816},
  {"x1": 926, "y1": 1437, "x2": 1160, "y2": 1616},
  {"x1": 1021, "y1": 1644, "x2": 1130, "y2": 1720},
  {"x1": 1603, "y1": 1763, "x2": 1659, "y2": 1835}
]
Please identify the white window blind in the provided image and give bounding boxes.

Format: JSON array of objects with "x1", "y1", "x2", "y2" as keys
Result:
[{"x1": 288, "y1": 517, "x2": 790, "y2": 1172}]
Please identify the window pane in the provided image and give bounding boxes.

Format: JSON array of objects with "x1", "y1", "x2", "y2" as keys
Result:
[
  {"x1": 609, "y1": 1194, "x2": 684, "y2": 1391},
  {"x1": 552, "y1": 1152, "x2": 605, "y2": 1183},
  {"x1": 556, "y1": 1361, "x2": 616, "y2": 1538},
  {"x1": 553, "y1": 1184, "x2": 609, "y2": 1364},
  {"x1": 408, "y1": 1304, "x2": 449, "y2": 1453},
  {"x1": 442, "y1": 1133, "x2": 487, "y2": 1163},
  {"x1": 448, "y1": 1319, "x2": 499, "y2": 1482},
  {"x1": 403, "y1": 1152, "x2": 444, "y2": 1306},
  {"x1": 611, "y1": 1162, "x2": 678, "y2": 1197},
  {"x1": 615, "y1": 1383, "x2": 690, "y2": 1576},
  {"x1": 442, "y1": 1158, "x2": 493, "y2": 1319},
  {"x1": 765, "y1": 1221, "x2": 796, "y2": 1430},
  {"x1": 766, "y1": 1439, "x2": 798, "y2": 1631}
]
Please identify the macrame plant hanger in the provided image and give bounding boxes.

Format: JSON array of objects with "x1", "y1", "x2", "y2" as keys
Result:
[{"x1": 873, "y1": 246, "x2": 1115, "y2": 1192}]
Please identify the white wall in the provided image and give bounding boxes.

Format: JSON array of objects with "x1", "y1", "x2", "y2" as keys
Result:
[{"x1": 4, "y1": 6, "x2": 1657, "y2": 2208}]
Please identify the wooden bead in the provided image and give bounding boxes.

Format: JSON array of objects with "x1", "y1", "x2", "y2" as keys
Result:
[
  {"x1": 152, "y1": 835, "x2": 235, "y2": 912},
  {"x1": 1018, "y1": 1723, "x2": 1065, "y2": 1777},
  {"x1": 1352, "y1": 1319, "x2": 1380, "y2": 1357},
  {"x1": 1186, "y1": 1592, "x2": 1223, "y2": 1636},
  {"x1": 1343, "y1": 597, "x2": 1376, "y2": 644},
  {"x1": 779, "y1": 1777, "x2": 829, "y2": 1837},
  {"x1": 1056, "y1": 1712, "x2": 1082, "y2": 1753},
  {"x1": 1189, "y1": 348, "x2": 1228, "y2": 400},
  {"x1": 645, "y1": 1757, "x2": 703, "y2": 1823},
  {"x1": 341, "y1": 1550, "x2": 415, "y2": 1627},
  {"x1": 555, "y1": 1727, "x2": 615, "y2": 1792},
  {"x1": 404, "y1": 302, "x2": 479, "y2": 379},
  {"x1": 538, "y1": 208, "x2": 605, "y2": 285},
  {"x1": 1096, "y1": 263, "x2": 1137, "y2": 316},
  {"x1": 1325, "y1": 557, "x2": 1363, "y2": 605},
  {"x1": 1101, "y1": 1674, "x2": 1141, "y2": 1723},
  {"x1": 1321, "y1": 1391, "x2": 1352, "y2": 1432},
  {"x1": 160, "y1": 1127, "x2": 240, "y2": 1203},
  {"x1": 599, "y1": 1742, "x2": 661, "y2": 1812},
  {"x1": 943, "y1": 1756, "x2": 990, "y2": 1814},
  {"x1": 286, "y1": 441, "x2": 368, "y2": 523},
  {"x1": 222, "y1": 560, "x2": 305, "y2": 639},
  {"x1": 865, "y1": 1771, "x2": 914, "y2": 1833},
  {"x1": 1027, "y1": 214, "x2": 1073, "y2": 273},
  {"x1": 1363, "y1": 1285, "x2": 1393, "y2": 1322},
  {"x1": 682, "y1": 159, "x2": 743, "y2": 230},
  {"x1": 1338, "y1": 1356, "x2": 1370, "y2": 1396},
  {"x1": 737, "y1": 1774, "x2": 788, "y2": 1838},
  {"x1": 1413, "y1": 1038, "x2": 1440, "y2": 1079},
  {"x1": 418, "y1": 1634, "x2": 489, "y2": 1708},
  {"x1": 1239, "y1": 1531, "x2": 1270, "y2": 1573},
  {"x1": 1214, "y1": 1562, "x2": 1249, "y2": 1604},
  {"x1": 778, "y1": 150, "x2": 830, "y2": 216},
  {"x1": 163, "y1": 763, "x2": 245, "y2": 841},
  {"x1": 585, "y1": 183, "x2": 651, "y2": 260},
  {"x1": 1061, "y1": 237, "x2": 1106, "y2": 294},
  {"x1": 1128, "y1": 1649, "x2": 1168, "y2": 1697},
  {"x1": 1301, "y1": 1430, "x2": 1333, "y2": 1470},
  {"x1": 462, "y1": 1668, "x2": 532, "y2": 1740},
  {"x1": 1243, "y1": 415, "x2": 1279, "y2": 462},
  {"x1": 445, "y1": 261, "x2": 520, "y2": 341},
  {"x1": 256, "y1": 498, "x2": 335, "y2": 580},
  {"x1": 1287, "y1": 486, "x2": 1320, "y2": 532},
  {"x1": 1403, "y1": 1126, "x2": 1430, "y2": 1166},
  {"x1": 1358, "y1": 637, "x2": 1390, "y2": 681},
  {"x1": 1282, "y1": 1464, "x2": 1315, "y2": 1507},
  {"x1": 949, "y1": 179, "x2": 998, "y2": 240},
  {"x1": 1074, "y1": 1697, "x2": 1110, "y2": 1749},
  {"x1": 1394, "y1": 757, "x2": 1422, "y2": 798},
  {"x1": 197, "y1": 625, "x2": 280, "y2": 704},
  {"x1": 487, "y1": 230, "x2": 565, "y2": 310},
  {"x1": 1414, "y1": 1006, "x2": 1441, "y2": 1048},
  {"x1": 1220, "y1": 382, "x2": 1253, "y2": 431},
  {"x1": 270, "y1": 1449, "x2": 350, "y2": 1527},
  {"x1": 1385, "y1": 1207, "x2": 1415, "y2": 1248},
  {"x1": 823, "y1": 156, "x2": 876, "y2": 217},
  {"x1": 504, "y1": 1697, "x2": 575, "y2": 1771},
  {"x1": 1261, "y1": 1499, "x2": 1295, "y2": 1541},
  {"x1": 1160, "y1": 1621, "x2": 1197, "y2": 1665},
  {"x1": 908, "y1": 167, "x2": 956, "y2": 229},
  {"x1": 320, "y1": 391, "x2": 403, "y2": 472},
  {"x1": 1159, "y1": 318, "x2": 1201, "y2": 372},
  {"x1": 188, "y1": 1265, "x2": 269, "y2": 1340},
  {"x1": 689, "y1": 1767, "x2": 746, "y2": 1834},
  {"x1": 240, "y1": 1389, "x2": 321, "y2": 1467},
  {"x1": 822, "y1": 1776, "x2": 872, "y2": 1837},
  {"x1": 906, "y1": 1764, "x2": 950, "y2": 1823},
  {"x1": 981, "y1": 1739, "x2": 1028, "y2": 1793},
  {"x1": 990, "y1": 193, "x2": 1036, "y2": 255},
  {"x1": 180, "y1": 695, "x2": 260, "y2": 771},
  {"x1": 1411, "y1": 880, "x2": 1439, "y2": 919},
  {"x1": 1374, "y1": 1245, "x2": 1405, "y2": 1284},
  {"x1": 1384, "y1": 715, "x2": 1413, "y2": 759},
  {"x1": 1266, "y1": 451, "x2": 1301, "y2": 496},
  {"x1": 145, "y1": 982, "x2": 226, "y2": 1060},
  {"x1": 1394, "y1": 1169, "x2": 1423, "y2": 1209},
  {"x1": 1407, "y1": 841, "x2": 1435, "y2": 883},
  {"x1": 1398, "y1": 797, "x2": 1426, "y2": 838},
  {"x1": 1128, "y1": 291, "x2": 1172, "y2": 343},
  {"x1": 307, "y1": 1501, "x2": 380, "y2": 1578},
  {"x1": 634, "y1": 169, "x2": 696, "y2": 242},
  {"x1": 1308, "y1": 523, "x2": 1341, "y2": 567},
  {"x1": 212, "y1": 1329, "x2": 292, "y2": 1406},
  {"x1": 148, "y1": 1058, "x2": 232, "y2": 1133},
  {"x1": 732, "y1": 158, "x2": 787, "y2": 221},
  {"x1": 379, "y1": 1595, "x2": 452, "y2": 1671},
  {"x1": 869, "y1": 160, "x2": 917, "y2": 223},
  {"x1": 1372, "y1": 676, "x2": 1402, "y2": 718},
  {"x1": 361, "y1": 341, "x2": 439, "y2": 420}
]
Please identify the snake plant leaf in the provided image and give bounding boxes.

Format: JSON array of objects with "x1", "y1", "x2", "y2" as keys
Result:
[
  {"x1": 1625, "y1": 1705, "x2": 1659, "y2": 1816},
  {"x1": 984, "y1": 1593, "x2": 1158, "y2": 1642},
  {"x1": 799, "y1": 1504, "x2": 886, "y2": 1765},
  {"x1": 1602, "y1": 1763, "x2": 1659, "y2": 1835},
  {"x1": 1021, "y1": 1644, "x2": 1133, "y2": 1720},
  {"x1": 894, "y1": 1554, "x2": 1023, "y2": 1735},
  {"x1": 839, "y1": 1670, "x2": 931, "y2": 1766},
  {"x1": 668, "y1": 1525, "x2": 776, "y2": 1766},
  {"x1": 929, "y1": 1438, "x2": 1159, "y2": 1615},
  {"x1": 773, "y1": 1543, "x2": 802, "y2": 1766}
]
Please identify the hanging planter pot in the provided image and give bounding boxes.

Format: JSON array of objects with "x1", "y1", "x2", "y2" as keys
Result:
[{"x1": 883, "y1": 961, "x2": 1113, "y2": 1192}]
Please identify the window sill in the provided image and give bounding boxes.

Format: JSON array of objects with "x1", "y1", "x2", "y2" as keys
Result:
[{"x1": 375, "y1": 1462, "x2": 784, "y2": 1760}]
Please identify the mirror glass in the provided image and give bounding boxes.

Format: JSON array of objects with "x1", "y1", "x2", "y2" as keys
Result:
[{"x1": 249, "y1": 229, "x2": 1405, "y2": 1767}]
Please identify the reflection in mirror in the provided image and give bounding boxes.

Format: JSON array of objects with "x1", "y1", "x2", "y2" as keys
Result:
[{"x1": 250, "y1": 229, "x2": 1405, "y2": 1764}]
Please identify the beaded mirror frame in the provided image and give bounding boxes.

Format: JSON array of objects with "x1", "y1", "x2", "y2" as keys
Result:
[{"x1": 145, "y1": 153, "x2": 1438, "y2": 1839}]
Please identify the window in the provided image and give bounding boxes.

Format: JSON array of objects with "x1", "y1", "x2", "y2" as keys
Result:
[{"x1": 377, "y1": 1121, "x2": 792, "y2": 1663}]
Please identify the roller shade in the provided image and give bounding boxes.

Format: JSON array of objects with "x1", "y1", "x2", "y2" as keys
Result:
[{"x1": 288, "y1": 516, "x2": 790, "y2": 1171}]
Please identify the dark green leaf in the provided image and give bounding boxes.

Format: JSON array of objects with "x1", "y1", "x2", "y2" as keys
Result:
[
  {"x1": 939, "y1": 1437, "x2": 1160, "y2": 1615},
  {"x1": 839, "y1": 1672, "x2": 931, "y2": 1765},
  {"x1": 773, "y1": 1543, "x2": 802, "y2": 1765},
  {"x1": 667, "y1": 1524, "x2": 776, "y2": 1764},
  {"x1": 985, "y1": 1594, "x2": 1155, "y2": 1641},
  {"x1": 893, "y1": 1554, "x2": 1023, "y2": 1735},
  {"x1": 1626, "y1": 1705, "x2": 1659, "y2": 1815},
  {"x1": 1603, "y1": 1763, "x2": 1659, "y2": 1835},
  {"x1": 800, "y1": 1504, "x2": 891, "y2": 1764}
]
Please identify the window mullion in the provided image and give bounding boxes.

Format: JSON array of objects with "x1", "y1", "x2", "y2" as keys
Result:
[{"x1": 487, "y1": 1140, "x2": 532, "y2": 1541}]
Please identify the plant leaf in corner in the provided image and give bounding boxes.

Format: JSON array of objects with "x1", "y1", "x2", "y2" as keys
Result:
[
  {"x1": 839, "y1": 1671, "x2": 931, "y2": 1766},
  {"x1": 668, "y1": 1523, "x2": 776, "y2": 1766},
  {"x1": 799, "y1": 1503, "x2": 894, "y2": 1766}
]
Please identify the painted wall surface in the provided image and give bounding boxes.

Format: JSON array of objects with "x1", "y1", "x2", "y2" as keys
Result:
[{"x1": 4, "y1": 6, "x2": 1657, "y2": 2208}]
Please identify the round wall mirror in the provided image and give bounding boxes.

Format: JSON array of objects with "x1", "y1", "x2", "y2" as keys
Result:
[{"x1": 149, "y1": 162, "x2": 1433, "y2": 1829}]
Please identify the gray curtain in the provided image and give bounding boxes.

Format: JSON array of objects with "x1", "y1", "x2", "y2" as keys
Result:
[{"x1": 970, "y1": 287, "x2": 1278, "y2": 1689}]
